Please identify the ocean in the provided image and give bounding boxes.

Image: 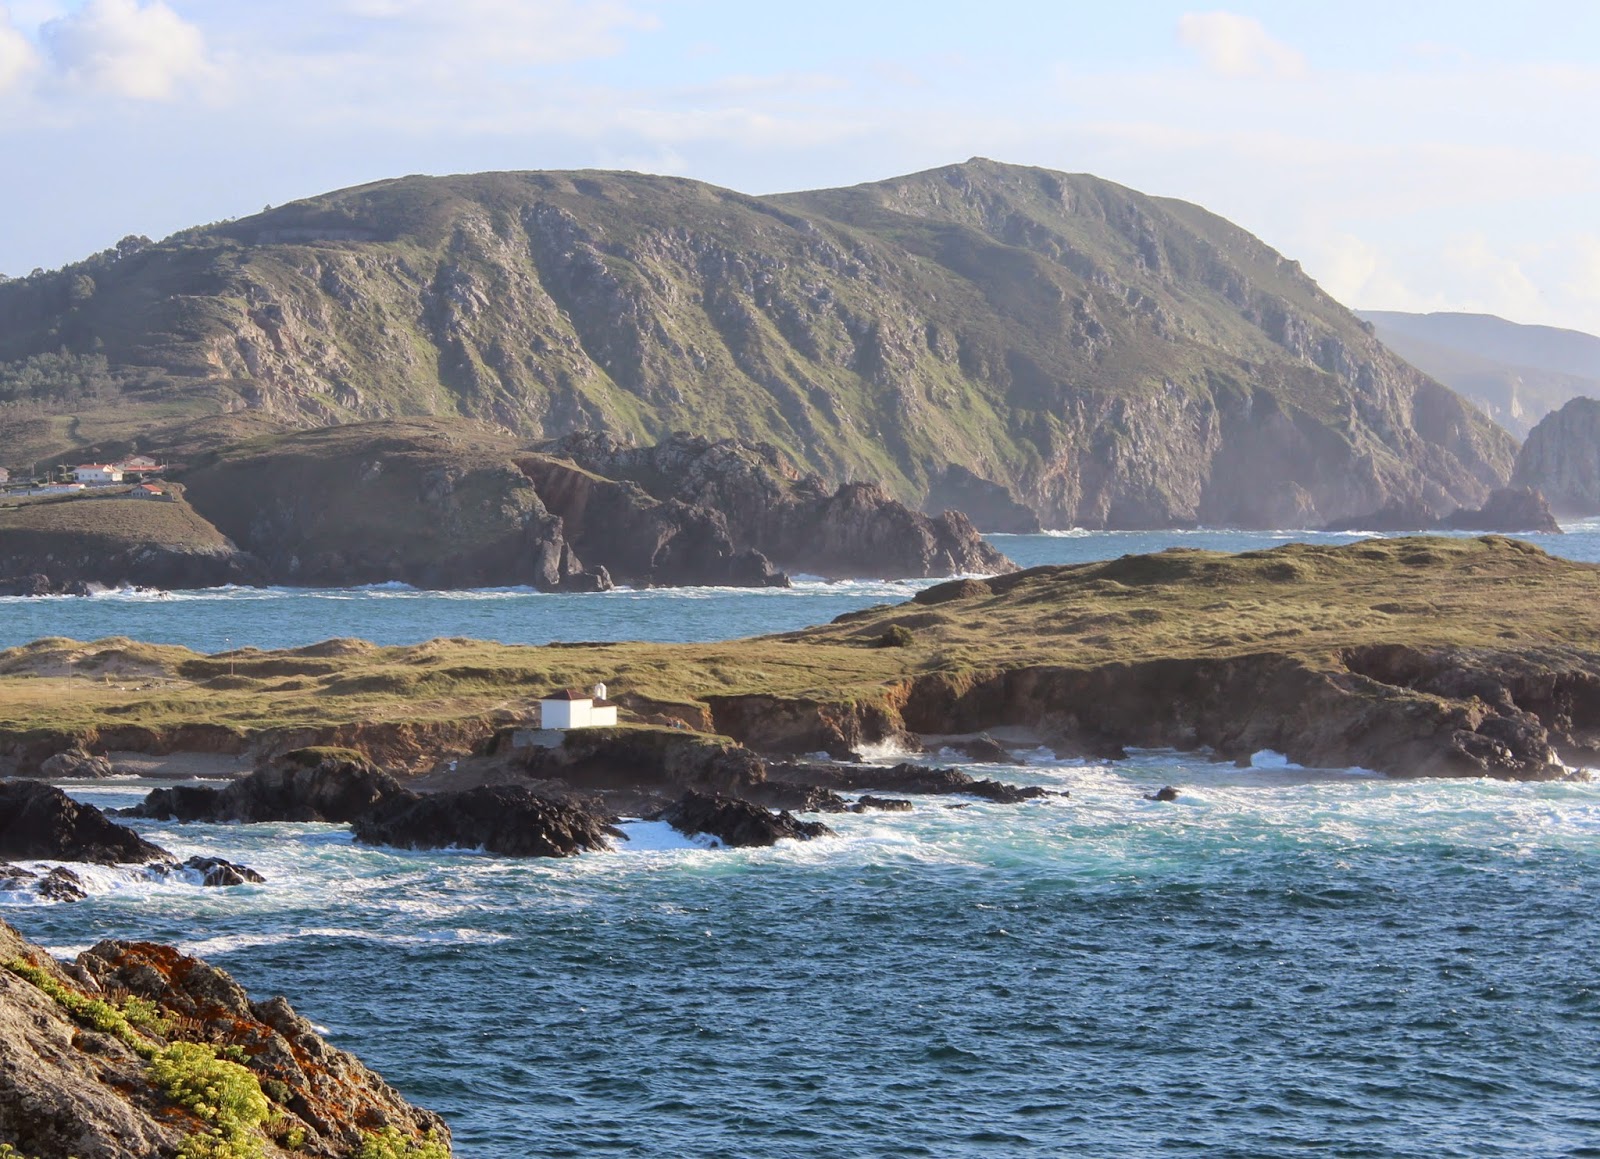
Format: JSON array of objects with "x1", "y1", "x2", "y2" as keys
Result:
[{"x1": 4, "y1": 527, "x2": 1599, "y2": 1157}]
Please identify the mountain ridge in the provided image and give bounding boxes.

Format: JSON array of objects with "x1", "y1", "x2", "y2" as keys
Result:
[{"x1": 1, "y1": 159, "x2": 1514, "y2": 529}]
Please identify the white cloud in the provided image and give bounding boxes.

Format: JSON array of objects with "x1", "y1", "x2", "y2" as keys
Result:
[
  {"x1": 342, "y1": 0, "x2": 654, "y2": 66},
  {"x1": 41, "y1": 0, "x2": 214, "y2": 101},
  {"x1": 0, "y1": 5, "x2": 39, "y2": 94},
  {"x1": 1177, "y1": 11, "x2": 1306, "y2": 79}
]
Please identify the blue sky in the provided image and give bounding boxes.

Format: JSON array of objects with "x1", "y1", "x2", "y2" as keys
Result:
[{"x1": 3, "y1": 1, "x2": 1598, "y2": 332}]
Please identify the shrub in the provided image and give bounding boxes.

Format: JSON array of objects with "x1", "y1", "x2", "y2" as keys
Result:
[
  {"x1": 149, "y1": 1042, "x2": 270, "y2": 1159},
  {"x1": 873, "y1": 625, "x2": 915, "y2": 648},
  {"x1": 357, "y1": 1126, "x2": 452, "y2": 1159}
]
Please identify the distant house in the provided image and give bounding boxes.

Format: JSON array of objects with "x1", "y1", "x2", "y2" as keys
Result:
[
  {"x1": 33, "y1": 483, "x2": 86, "y2": 496},
  {"x1": 117, "y1": 455, "x2": 161, "y2": 474},
  {"x1": 133, "y1": 483, "x2": 171, "y2": 500},
  {"x1": 539, "y1": 687, "x2": 618, "y2": 730},
  {"x1": 73, "y1": 464, "x2": 123, "y2": 485}
]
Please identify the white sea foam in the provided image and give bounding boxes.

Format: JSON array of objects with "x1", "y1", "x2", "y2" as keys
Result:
[{"x1": 613, "y1": 821, "x2": 723, "y2": 852}]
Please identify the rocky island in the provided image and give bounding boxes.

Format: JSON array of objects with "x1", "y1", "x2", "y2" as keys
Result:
[{"x1": 2, "y1": 536, "x2": 1596, "y2": 787}]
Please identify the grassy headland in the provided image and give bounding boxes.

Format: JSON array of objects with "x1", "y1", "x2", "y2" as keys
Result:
[{"x1": 3, "y1": 536, "x2": 1599, "y2": 779}]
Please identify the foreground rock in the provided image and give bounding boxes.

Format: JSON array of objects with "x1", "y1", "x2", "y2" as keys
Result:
[
  {"x1": 0, "y1": 917, "x2": 448, "y2": 1158},
  {"x1": 658, "y1": 791, "x2": 833, "y2": 847},
  {"x1": 351, "y1": 784, "x2": 620, "y2": 856},
  {"x1": 130, "y1": 747, "x2": 406, "y2": 823},
  {"x1": 1512, "y1": 396, "x2": 1600, "y2": 517},
  {"x1": 0, "y1": 781, "x2": 169, "y2": 864}
]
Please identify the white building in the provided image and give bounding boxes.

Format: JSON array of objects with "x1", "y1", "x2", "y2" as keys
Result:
[
  {"x1": 73, "y1": 464, "x2": 123, "y2": 485},
  {"x1": 540, "y1": 687, "x2": 618, "y2": 729}
]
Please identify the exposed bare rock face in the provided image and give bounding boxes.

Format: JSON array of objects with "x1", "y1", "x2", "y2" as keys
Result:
[
  {"x1": 541, "y1": 431, "x2": 1013, "y2": 579},
  {"x1": 1512, "y1": 396, "x2": 1600, "y2": 516},
  {"x1": 350, "y1": 783, "x2": 622, "y2": 856},
  {"x1": 0, "y1": 918, "x2": 449, "y2": 1158},
  {"x1": 658, "y1": 790, "x2": 833, "y2": 847},
  {"x1": 923, "y1": 465, "x2": 1042, "y2": 533}
]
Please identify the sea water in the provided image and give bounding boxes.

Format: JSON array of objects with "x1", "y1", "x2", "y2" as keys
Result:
[{"x1": 4, "y1": 527, "x2": 1600, "y2": 1156}]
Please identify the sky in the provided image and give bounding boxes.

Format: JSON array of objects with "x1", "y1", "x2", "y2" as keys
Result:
[{"x1": 2, "y1": 1, "x2": 1598, "y2": 334}]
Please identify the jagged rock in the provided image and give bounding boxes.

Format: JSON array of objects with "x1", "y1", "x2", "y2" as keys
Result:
[
  {"x1": 659, "y1": 791, "x2": 833, "y2": 847},
  {"x1": 1145, "y1": 786, "x2": 1180, "y2": 802},
  {"x1": 769, "y1": 760, "x2": 1054, "y2": 804},
  {"x1": 38, "y1": 748, "x2": 116, "y2": 779},
  {"x1": 0, "y1": 863, "x2": 88, "y2": 902},
  {"x1": 1440, "y1": 487, "x2": 1561, "y2": 533},
  {"x1": 129, "y1": 747, "x2": 406, "y2": 823},
  {"x1": 62, "y1": 933, "x2": 450, "y2": 1157},
  {"x1": 0, "y1": 781, "x2": 170, "y2": 864},
  {"x1": 541, "y1": 431, "x2": 1013, "y2": 580},
  {"x1": 181, "y1": 856, "x2": 266, "y2": 887},
  {"x1": 851, "y1": 795, "x2": 913, "y2": 812},
  {"x1": 950, "y1": 735, "x2": 1013, "y2": 763},
  {"x1": 1323, "y1": 487, "x2": 1560, "y2": 534},
  {"x1": 1512, "y1": 396, "x2": 1600, "y2": 516},
  {"x1": 350, "y1": 784, "x2": 621, "y2": 857}
]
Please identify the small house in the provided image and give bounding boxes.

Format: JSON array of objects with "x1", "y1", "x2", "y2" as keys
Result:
[
  {"x1": 133, "y1": 483, "x2": 170, "y2": 500},
  {"x1": 539, "y1": 687, "x2": 618, "y2": 730},
  {"x1": 73, "y1": 464, "x2": 123, "y2": 485},
  {"x1": 118, "y1": 455, "x2": 161, "y2": 474}
]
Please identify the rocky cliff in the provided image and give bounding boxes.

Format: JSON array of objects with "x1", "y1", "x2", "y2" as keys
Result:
[
  {"x1": 1511, "y1": 397, "x2": 1600, "y2": 517},
  {"x1": 0, "y1": 160, "x2": 1514, "y2": 529},
  {"x1": 0, "y1": 917, "x2": 448, "y2": 1158}
]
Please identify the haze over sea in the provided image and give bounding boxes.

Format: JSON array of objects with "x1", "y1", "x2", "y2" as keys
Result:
[{"x1": 5, "y1": 528, "x2": 1599, "y2": 1157}]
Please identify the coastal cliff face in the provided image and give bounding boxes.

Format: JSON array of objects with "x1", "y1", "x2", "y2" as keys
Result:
[
  {"x1": 1511, "y1": 397, "x2": 1600, "y2": 516},
  {"x1": 1, "y1": 160, "x2": 1513, "y2": 529},
  {"x1": 0, "y1": 918, "x2": 448, "y2": 1158}
]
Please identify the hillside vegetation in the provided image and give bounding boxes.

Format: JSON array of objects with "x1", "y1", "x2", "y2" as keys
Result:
[{"x1": 0, "y1": 160, "x2": 1512, "y2": 529}]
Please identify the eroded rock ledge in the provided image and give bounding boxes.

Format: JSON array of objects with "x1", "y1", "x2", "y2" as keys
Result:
[{"x1": 0, "y1": 918, "x2": 448, "y2": 1158}]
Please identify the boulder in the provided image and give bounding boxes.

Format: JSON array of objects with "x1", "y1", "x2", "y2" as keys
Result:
[
  {"x1": 181, "y1": 856, "x2": 266, "y2": 887},
  {"x1": 851, "y1": 796, "x2": 914, "y2": 812},
  {"x1": 1144, "y1": 785, "x2": 1180, "y2": 802},
  {"x1": 0, "y1": 863, "x2": 88, "y2": 902},
  {"x1": 950, "y1": 735, "x2": 1013, "y2": 763},
  {"x1": 0, "y1": 781, "x2": 170, "y2": 864},
  {"x1": 129, "y1": 747, "x2": 406, "y2": 823},
  {"x1": 769, "y1": 760, "x2": 1056, "y2": 804},
  {"x1": 350, "y1": 784, "x2": 620, "y2": 857},
  {"x1": 39, "y1": 748, "x2": 116, "y2": 780},
  {"x1": 658, "y1": 791, "x2": 833, "y2": 847}
]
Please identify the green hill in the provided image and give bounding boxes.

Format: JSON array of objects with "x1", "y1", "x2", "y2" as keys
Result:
[{"x1": 0, "y1": 159, "x2": 1513, "y2": 528}]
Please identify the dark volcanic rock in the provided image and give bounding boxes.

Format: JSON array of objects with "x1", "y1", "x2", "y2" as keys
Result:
[
  {"x1": 1512, "y1": 396, "x2": 1600, "y2": 517},
  {"x1": 949, "y1": 734, "x2": 1013, "y2": 763},
  {"x1": 659, "y1": 791, "x2": 833, "y2": 847},
  {"x1": 0, "y1": 781, "x2": 169, "y2": 864},
  {"x1": 1322, "y1": 498, "x2": 1441, "y2": 533},
  {"x1": 129, "y1": 747, "x2": 406, "y2": 823},
  {"x1": 1439, "y1": 487, "x2": 1562, "y2": 533},
  {"x1": 351, "y1": 784, "x2": 620, "y2": 857},
  {"x1": 852, "y1": 795, "x2": 914, "y2": 812},
  {"x1": 770, "y1": 760, "x2": 1054, "y2": 803},
  {"x1": 38, "y1": 748, "x2": 116, "y2": 779},
  {"x1": 181, "y1": 856, "x2": 266, "y2": 886},
  {"x1": 0, "y1": 573, "x2": 92, "y2": 597},
  {"x1": 0, "y1": 863, "x2": 88, "y2": 902},
  {"x1": 1145, "y1": 786, "x2": 1180, "y2": 802}
]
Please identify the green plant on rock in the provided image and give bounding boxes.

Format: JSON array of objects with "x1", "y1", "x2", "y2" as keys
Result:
[
  {"x1": 356, "y1": 1126, "x2": 451, "y2": 1159},
  {"x1": 4, "y1": 957, "x2": 157, "y2": 1058},
  {"x1": 149, "y1": 1042, "x2": 271, "y2": 1159}
]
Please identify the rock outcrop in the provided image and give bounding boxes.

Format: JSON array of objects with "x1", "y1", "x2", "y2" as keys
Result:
[
  {"x1": 350, "y1": 784, "x2": 620, "y2": 856},
  {"x1": 1512, "y1": 396, "x2": 1600, "y2": 517},
  {"x1": 658, "y1": 791, "x2": 833, "y2": 847},
  {"x1": 0, "y1": 781, "x2": 170, "y2": 864},
  {"x1": 129, "y1": 747, "x2": 407, "y2": 823},
  {"x1": 0, "y1": 917, "x2": 448, "y2": 1158},
  {"x1": 1324, "y1": 486, "x2": 1562, "y2": 534},
  {"x1": 923, "y1": 466, "x2": 1043, "y2": 533},
  {"x1": 539, "y1": 431, "x2": 1013, "y2": 579}
]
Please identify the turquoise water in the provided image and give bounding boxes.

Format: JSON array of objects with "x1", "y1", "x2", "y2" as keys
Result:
[{"x1": 4, "y1": 526, "x2": 1600, "y2": 1156}]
